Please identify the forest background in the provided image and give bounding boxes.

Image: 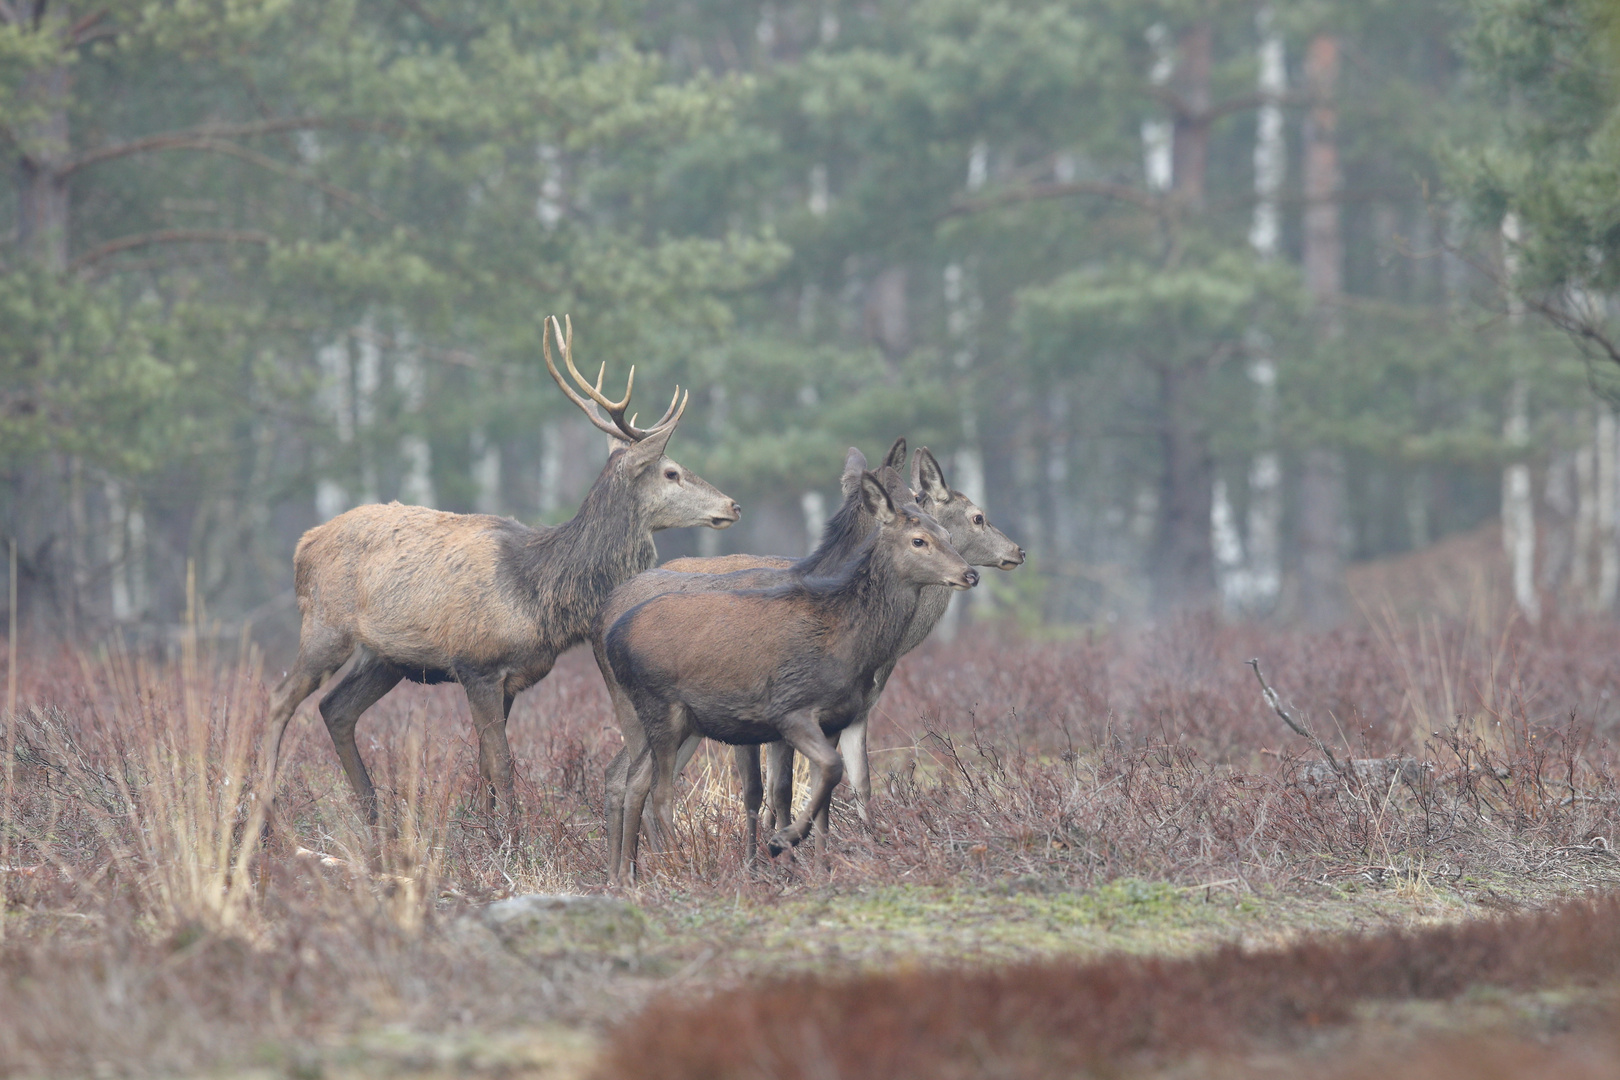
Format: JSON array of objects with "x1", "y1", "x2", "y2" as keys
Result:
[{"x1": 2, "y1": 0, "x2": 1616, "y2": 647}]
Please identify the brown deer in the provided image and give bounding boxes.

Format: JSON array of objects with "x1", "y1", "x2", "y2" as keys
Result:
[
  {"x1": 605, "y1": 471, "x2": 976, "y2": 877},
  {"x1": 595, "y1": 451, "x2": 910, "y2": 880},
  {"x1": 599, "y1": 442, "x2": 1022, "y2": 880},
  {"x1": 258, "y1": 316, "x2": 739, "y2": 826},
  {"x1": 761, "y1": 444, "x2": 1024, "y2": 830}
]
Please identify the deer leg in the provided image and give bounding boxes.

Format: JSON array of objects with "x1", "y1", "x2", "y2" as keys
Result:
[
  {"x1": 462, "y1": 674, "x2": 516, "y2": 820},
  {"x1": 840, "y1": 661, "x2": 894, "y2": 827},
  {"x1": 763, "y1": 741, "x2": 794, "y2": 835},
  {"x1": 604, "y1": 677, "x2": 643, "y2": 883},
  {"x1": 768, "y1": 710, "x2": 841, "y2": 857},
  {"x1": 618, "y1": 743, "x2": 656, "y2": 886},
  {"x1": 644, "y1": 705, "x2": 695, "y2": 858},
  {"x1": 837, "y1": 715, "x2": 872, "y2": 827},
  {"x1": 604, "y1": 744, "x2": 632, "y2": 880},
  {"x1": 260, "y1": 627, "x2": 351, "y2": 812},
  {"x1": 734, "y1": 745, "x2": 763, "y2": 870},
  {"x1": 615, "y1": 731, "x2": 700, "y2": 883},
  {"x1": 318, "y1": 649, "x2": 403, "y2": 825}
]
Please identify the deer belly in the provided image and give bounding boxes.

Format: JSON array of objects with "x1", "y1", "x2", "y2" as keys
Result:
[{"x1": 688, "y1": 706, "x2": 780, "y2": 746}]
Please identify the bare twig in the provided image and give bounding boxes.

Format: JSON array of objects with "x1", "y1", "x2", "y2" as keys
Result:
[
  {"x1": 1246, "y1": 658, "x2": 1346, "y2": 778},
  {"x1": 59, "y1": 118, "x2": 363, "y2": 176},
  {"x1": 944, "y1": 179, "x2": 1162, "y2": 220},
  {"x1": 69, "y1": 228, "x2": 274, "y2": 272}
]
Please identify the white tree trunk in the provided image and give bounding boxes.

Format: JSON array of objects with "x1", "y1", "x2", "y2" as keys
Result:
[
  {"x1": 1502, "y1": 381, "x2": 1539, "y2": 622},
  {"x1": 801, "y1": 490, "x2": 827, "y2": 555},
  {"x1": 316, "y1": 340, "x2": 353, "y2": 521},
  {"x1": 472, "y1": 431, "x2": 501, "y2": 515},
  {"x1": 1500, "y1": 214, "x2": 1539, "y2": 621},
  {"x1": 1597, "y1": 407, "x2": 1618, "y2": 611},
  {"x1": 394, "y1": 341, "x2": 435, "y2": 507},
  {"x1": 355, "y1": 328, "x2": 381, "y2": 505},
  {"x1": 104, "y1": 479, "x2": 132, "y2": 622},
  {"x1": 1572, "y1": 417, "x2": 1596, "y2": 600},
  {"x1": 1221, "y1": 11, "x2": 1285, "y2": 616},
  {"x1": 1142, "y1": 24, "x2": 1173, "y2": 192}
]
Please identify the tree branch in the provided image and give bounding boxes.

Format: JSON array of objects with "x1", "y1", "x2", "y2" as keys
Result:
[
  {"x1": 1247, "y1": 658, "x2": 1347, "y2": 778},
  {"x1": 65, "y1": 136, "x2": 394, "y2": 223},
  {"x1": 1152, "y1": 87, "x2": 1310, "y2": 125},
  {"x1": 67, "y1": 8, "x2": 104, "y2": 45},
  {"x1": 1429, "y1": 225, "x2": 1620, "y2": 371},
  {"x1": 68, "y1": 228, "x2": 274, "y2": 272},
  {"x1": 59, "y1": 118, "x2": 365, "y2": 176},
  {"x1": 944, "y1": 179, "x2": 1163, "y2": 220}
]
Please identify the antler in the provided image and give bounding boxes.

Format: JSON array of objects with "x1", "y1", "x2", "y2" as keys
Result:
[{"x1": 542, "y1": 314, "x2": 688, "y2": 442}]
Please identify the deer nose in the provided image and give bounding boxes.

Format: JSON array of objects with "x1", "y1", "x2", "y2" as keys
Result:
[{"x1": 964, "y1": 568, "x2": 980, "y2": 588}]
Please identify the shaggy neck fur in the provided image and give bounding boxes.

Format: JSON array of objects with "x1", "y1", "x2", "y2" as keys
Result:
[
  {"x1": 795, "y1": 492, "x2": 875, "y2": 576},
  {"x1": 801, "y1": 527, "x2": 929, "y2": 677},
  {"x1": 515, "y1": 454, "x2": 657, "y2": 650}
]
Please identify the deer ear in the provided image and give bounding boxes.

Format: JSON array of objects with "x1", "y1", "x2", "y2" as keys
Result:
[
  {"x1": 913, "y1": 447, "x2": 950, "y2": 504},
  {"x1": 623, "y1": 424, "x2": 676, "y2": 471},
  {"x1": 883, "y1": 437, "x2": 908, "y2": 471},
  {"x1": 840, "y1": 447, "x2": 869, "y2": 496},
  {"x1": 859, "y1": 470, "x2": 897, "y2": 524},
  {"x1": 876, "y1": 465, "x2": 910, "y2": 505}
]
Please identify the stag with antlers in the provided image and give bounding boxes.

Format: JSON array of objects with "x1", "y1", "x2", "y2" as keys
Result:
[{"x1": 258, "y1": 316, "x2": 739, "y2": 826}]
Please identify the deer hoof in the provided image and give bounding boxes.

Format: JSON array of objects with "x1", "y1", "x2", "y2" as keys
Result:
[{"x1": 766, "y1": 831, "x2": 797, "y2": 857}]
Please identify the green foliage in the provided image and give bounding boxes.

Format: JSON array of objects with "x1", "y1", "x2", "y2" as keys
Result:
[{"x1": 1, "y1": 0, "x2": 1609, "y2": 624}]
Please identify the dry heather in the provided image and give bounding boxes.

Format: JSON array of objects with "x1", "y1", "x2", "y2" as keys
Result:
[
  {"x1": 3, "y1": 599, "x2": 1620, "y2": 1075},
  {"x1": 596, "y1": 892, "x2": 1620, "y2": 1080}
]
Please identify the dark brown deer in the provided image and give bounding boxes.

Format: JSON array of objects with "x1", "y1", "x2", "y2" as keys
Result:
[
  {"x1": 595, "y1": 450, "x2": 909, "y2": 880},
  {"x1": 258, "y1": 316, "x2": 739, "y2": 825},
  {"x1": 761, "y1": 445, "x2": 1024, "y2": 829},
  {"x1": 606, "y1": 471, "x2": 976, "y2": 876},
  {"x1": 601, "y1": 443, "x2": 1022, "y2": 880}
]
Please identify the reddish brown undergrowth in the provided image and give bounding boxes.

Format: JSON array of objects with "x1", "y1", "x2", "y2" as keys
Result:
[
  {"x1": 3, "y1": 606, "x2": 1620, "y2": 1074},
  {"x1": 595, "y1": 894, "x2": 1620, "y2": 1080}
]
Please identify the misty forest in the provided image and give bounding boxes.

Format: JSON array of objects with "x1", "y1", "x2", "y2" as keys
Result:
[{"x1": 9, "y1": 2, "x2": 1620, "y2": 1079}]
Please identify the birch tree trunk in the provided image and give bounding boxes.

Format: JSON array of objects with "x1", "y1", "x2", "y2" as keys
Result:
[
  {"x1": 942, "y1": 258, "x2": 987, "y2": 636},
  {"x1": 1572, "y1": 415, "x2": 1596, "y2": 601},
  {"x1": 1224, "y1": 9, "x2": 1286, "y2": 616},
  {"x1": 1499, "y1": 213, "x2": 1540, "y2": 621},
  {"x1": 1597, "y1": 407, "x2": 1618, "y2": 611}
]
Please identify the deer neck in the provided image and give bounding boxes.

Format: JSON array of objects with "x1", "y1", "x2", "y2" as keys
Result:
[
  {"x1": 824, "y1": 545, "x2": 926, "y2": 672},
  {"x1": 519, "y1": 471, "x2": 656, "y2": 646}
]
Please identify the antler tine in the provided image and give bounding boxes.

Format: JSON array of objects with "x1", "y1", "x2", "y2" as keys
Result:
[
  {"x1": 543, "y1": 315, "x2": 626, "y2": 441},
  {"x1": 542, "y1": 314, "x2": 687, "y2": 442},
  {"x1": 663, "y1": 388, "x2": 689, "y2": 430},
  {"x1": 559, "y1": 314, "x2": 634, "y2": 414},
  {"x1": 644, "y1": 386, "x2": 684, "y2": 432}
]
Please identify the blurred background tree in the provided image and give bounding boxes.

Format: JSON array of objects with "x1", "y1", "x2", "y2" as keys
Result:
[{"x1": 0, "y1": 0, "x2": 1609, "y2": 647}]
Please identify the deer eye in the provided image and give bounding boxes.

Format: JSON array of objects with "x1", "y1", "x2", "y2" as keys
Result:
[
  {"x1": 972, "y1": 514, "x2": 985, "y2": 526},
  {"x1": 911, "y1": 537, "x2": 926, "y2": 548},
  {"x1": 665, "y1": 469, "x2": 680, "y2": 482}
]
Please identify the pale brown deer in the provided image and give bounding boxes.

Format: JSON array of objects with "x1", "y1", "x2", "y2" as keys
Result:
[
  {"x1": 606, "y1": 471, "x2": 976, "y2": 877},
  {"x1": 258, "y1": 316, "x2": 739, "y2": 826}
]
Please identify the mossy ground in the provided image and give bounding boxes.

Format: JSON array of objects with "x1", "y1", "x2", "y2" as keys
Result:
[{"x1": 197, "y1": 863, "x2": 1620, "y2": 1080}]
